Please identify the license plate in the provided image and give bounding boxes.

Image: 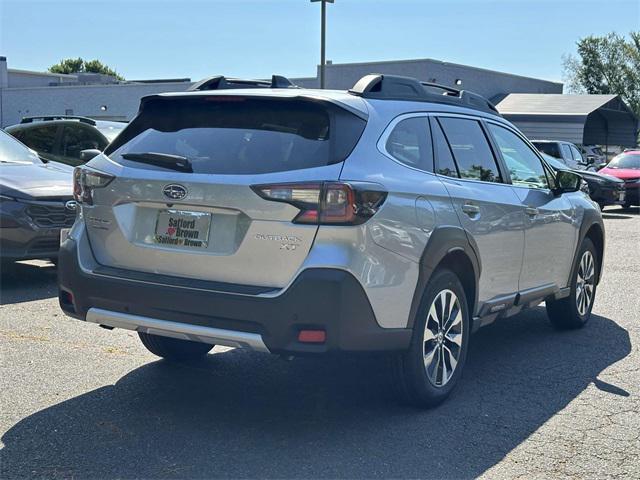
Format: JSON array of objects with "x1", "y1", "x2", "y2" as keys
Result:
[
  {"x1": 154, "y1": 210, "x2": 211, "y2": 249},
  {"x1": 60, "y1": 228, "x2": 71, "y2": 245},
  {"x1": 619, "y1": 191, "x2": 626, "y2": 202}
]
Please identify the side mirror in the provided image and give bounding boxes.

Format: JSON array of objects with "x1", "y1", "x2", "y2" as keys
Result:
[
  {"x1": 585, "y1": 155, "x2": 595, "y2": 165},
  {"x1": 553, "y1": 170, "x2": 582, "y2": 195},
  {"x1": 79, "y1": 149, "x2": 102, "y2": 162}
]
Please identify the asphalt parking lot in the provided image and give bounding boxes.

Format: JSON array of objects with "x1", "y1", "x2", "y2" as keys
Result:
[{"x1": 1, "y1": 207, "x2": 639, "y2": 479}]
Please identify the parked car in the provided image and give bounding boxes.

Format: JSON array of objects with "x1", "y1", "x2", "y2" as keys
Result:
[
  {"x1": 598, "y1": 150, "x2": 640, "y2": 208},
  {"x1": 541, "y1": 153, "x2": 626, "y2": 209},
  {"x1": 5, "y1": 116, "x2": 125, "y2": 167},
  {"x1": 532, "y1": 140, "x2": 595, "y2": 171},
  {"x1": 0, "y1": 129, "x2": 74, "y2": 264},
  {"x1": 579, "y1": 145, "x2": 607, "y2": 167},
  {"x1": 58, "y1": 74, "x2": 604, "y2": 408}
]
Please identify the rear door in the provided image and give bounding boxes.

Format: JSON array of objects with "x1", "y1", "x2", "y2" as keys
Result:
[
  {"x1": 486, "y1": 122, "x2": 577, "y2": 292},
  {"x1": 84, "y1": 95, "x2": 366, "y2": 288},
  {"x1": 432, "y1": 115, "x2": 525, "y2": 303}
]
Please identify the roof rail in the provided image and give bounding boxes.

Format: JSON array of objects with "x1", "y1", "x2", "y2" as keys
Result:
[
  {"x1": 188, "y1": 74, "x2": 298, "y2": 92},
  {"x1": 348, "y1": 74, "x2": 500, "y2": 115},
  {"x1": 20, "y1": 115, "x2": 97, "y2": 126}
]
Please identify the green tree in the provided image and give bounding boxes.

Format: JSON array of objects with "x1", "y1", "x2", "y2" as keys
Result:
[
  {"x1": 49, "y1": 57, "x2": 124, "y2": 80},
  {"x1": 563, "y1": 32, "x2": 640, "y2": 120}
]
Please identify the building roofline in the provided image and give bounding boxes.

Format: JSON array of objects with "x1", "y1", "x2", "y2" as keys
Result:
[
  {"x1": 322, "y1": 57, "x2": 563, "y2": 86},
  {"x1": 8, "y1": 68, "x2": 78, "y2": 78},
  {"x1": 1, "y1": 81, "x2": 194, "y2": 92}
]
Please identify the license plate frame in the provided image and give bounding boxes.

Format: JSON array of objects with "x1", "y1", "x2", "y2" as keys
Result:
[{"x1": 153, "y1": 209, "x2": 212, "y2": 249}]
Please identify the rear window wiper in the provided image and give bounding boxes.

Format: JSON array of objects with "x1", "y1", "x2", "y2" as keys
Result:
[{"x1": 121, "y1": 152, "x2": 193, "y2": 173}]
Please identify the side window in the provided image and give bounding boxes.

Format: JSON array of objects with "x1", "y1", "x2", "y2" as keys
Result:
[
  {"x1": 488, "y1": 124, "x2": 549, "y2": 190},
  {"x1": 20, "y1": 126, "x2": 58, "y2": 154},
  {"x1": 560, "y1": 144, "x2": 573, "y2": 163},
  {"x1": 570, "y1": 145, "x2": 583, "y2": 163},
  {"x1": 438, "y1": 117, "x2": 502, "y2": 183},
  {"x1": 430, "y1": 117, "x2": 459, "y2": 178},
  {"x1": 61, "y1": 125, "x2": 106, "y2": 161},
  {"x1": 385, "y1": 117, "x2": 433, "y2": 171}
]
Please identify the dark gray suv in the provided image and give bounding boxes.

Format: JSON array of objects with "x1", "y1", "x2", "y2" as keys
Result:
[{"x1": 58, "y1": 74, "x2": 604, "y2": 407}]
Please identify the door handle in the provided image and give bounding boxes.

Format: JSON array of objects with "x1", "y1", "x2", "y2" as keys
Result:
[
  {"x1": 462, "y1": 203, "x2": 480, "y2": 215},
  {"x1": 525, "y1": 206, "x2": 539, "y2": 216}
]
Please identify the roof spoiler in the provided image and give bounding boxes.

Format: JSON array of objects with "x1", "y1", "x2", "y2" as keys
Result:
[
  {"x1": 20, "y1": 115, "x2": 97, "y2": 126},
  {"x1": 348, "y1": 74, "x2": 499, "y2": 115},
  {"x1": 188, "y1": 75, "x2": 298, "y2": 92}
]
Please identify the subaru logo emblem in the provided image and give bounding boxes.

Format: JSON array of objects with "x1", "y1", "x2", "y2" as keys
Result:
[
  {"x1": 163, "y1": 184, "x2": 188, "y2": 200},
  {"x1": 65, "y1": 200, "x2": 78, "y2": 211}
]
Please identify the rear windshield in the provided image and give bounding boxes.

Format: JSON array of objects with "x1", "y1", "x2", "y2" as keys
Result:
[
  {"x1": 106, "y1": 97, "x2": 366, "y2": 174},
  {"x1": 532, "y1": 142, "x2": 561, "y2": 159}
]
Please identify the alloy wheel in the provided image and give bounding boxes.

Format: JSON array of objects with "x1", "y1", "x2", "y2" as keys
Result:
[
  {"x1": 423, "y1": 289, "x2": 464, "y2": 387},
  {"x1": 576, "y1": 250, "x2": 595, "y2": 316}
]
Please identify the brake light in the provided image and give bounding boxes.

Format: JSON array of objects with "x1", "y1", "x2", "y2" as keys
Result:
[
  {"x1": 73, "y1": 167, "x2": 114, "y2": 205},
  {"x1": 251, "y1": 182, "x2": 387, "y2": 225}
]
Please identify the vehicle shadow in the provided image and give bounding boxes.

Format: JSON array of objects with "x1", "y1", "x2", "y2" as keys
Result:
[
  {"x1": 0, "y1": 261, "x2": 58, "y2": 305},
  {"x1": 0, "y1": 309, "x2": 631, "y2": 479},
  {"x1": 602, "y1": 206, "x2": 640, "y2": 217}
]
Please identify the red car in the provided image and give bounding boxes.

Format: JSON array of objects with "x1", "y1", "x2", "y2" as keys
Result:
[{"x1": 599, "y1": 151, "x2": 640, "y2": 208}]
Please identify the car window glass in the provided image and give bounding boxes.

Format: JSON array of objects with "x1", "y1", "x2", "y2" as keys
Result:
[
  {"x1": 438, "y1": 117, "x2": 501, "y2": 183},
  {"x1": 20, "y1": 126, "x2": 58, "y2": 154},
  {"x1": 0, "y1": 130, "x2": 41, "y2": 164},
  {"x1": 560, "y1": 144, "x2": 572, "y2": 162},
  {"x1": 109, "y1": 98, "x2": 366, "y2": 174},
  {"x1": 430, "y1": 118, "x2": 459, "y2": 178},
  {"x1": 570, "y1": 145, "x2": 583, "y2": 162},
  {"x1": 488, "y1": 124, "x2": 549, "y2": 189},
  {"x1": 61, "y1": 125, "x2": 106, "y2": 161},
  {"x1": 385, "y1": 117, "x2": 432, "y2": 171},
  {"x1": 533, "y1": 142, "x2": 561, "y2": 159}
]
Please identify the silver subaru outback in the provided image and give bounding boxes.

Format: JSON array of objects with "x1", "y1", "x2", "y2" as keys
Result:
[{"x1": 58, "y1": 74, "x2": 604, "y2": 407}]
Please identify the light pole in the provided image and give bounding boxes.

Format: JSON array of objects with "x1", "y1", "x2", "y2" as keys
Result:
[{"x1": 311, "y1": 0, "x2": 334, "y2": 89}]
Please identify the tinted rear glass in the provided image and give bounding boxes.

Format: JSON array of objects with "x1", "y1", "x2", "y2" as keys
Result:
[{"x1": 107, "y1": 97, "x2": 366, "y2": 174}]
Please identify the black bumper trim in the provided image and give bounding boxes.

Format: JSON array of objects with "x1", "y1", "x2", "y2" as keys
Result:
[{"x1": 58, "y1": 238, "x2": 412, "y2": 354}]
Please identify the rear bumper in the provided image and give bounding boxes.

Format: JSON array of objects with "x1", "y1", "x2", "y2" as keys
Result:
[{"x1": 57, "y1": 236, "x2": 412, "y2": 354}]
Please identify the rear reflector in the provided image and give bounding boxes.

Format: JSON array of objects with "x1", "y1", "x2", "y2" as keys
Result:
[
  {"x1": 298, "y1": 330, "x2": 326, "y2": 344},
  {"x1": 251, "y1": 181, "x2": 386, "y2": 225}
]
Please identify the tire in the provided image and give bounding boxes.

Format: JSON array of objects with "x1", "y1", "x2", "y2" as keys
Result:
[
  {"x1": 138, "y1": 332, "x2": 213, "y2": 361},
  {"x1": 546, "y1": 237, "x2": 597, "y2": 330},
  {"x1": 392, "y1": 268, "x2": 471, "y2": 408}
]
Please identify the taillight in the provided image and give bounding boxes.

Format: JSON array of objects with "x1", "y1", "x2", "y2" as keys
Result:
[
  {"x1": 251, "y1": 182, "x2": 387, "y2": 225},
  {"x1": 73, "y1": 167, "x2": 114, "y2": 205}
]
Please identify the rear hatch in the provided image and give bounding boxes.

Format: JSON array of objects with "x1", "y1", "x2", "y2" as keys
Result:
[{"x1": 83, "y1": 94, "x2": 366, "y2": 289}]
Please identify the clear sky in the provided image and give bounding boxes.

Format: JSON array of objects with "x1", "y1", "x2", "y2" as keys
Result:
[{"x1": 1, "y1": 0, "x2": 638, "y2": 84}]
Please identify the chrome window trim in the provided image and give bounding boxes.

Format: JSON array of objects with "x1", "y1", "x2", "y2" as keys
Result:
[{"x1": 430, "y1": 112, "x2": 508, "y2": 186}]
